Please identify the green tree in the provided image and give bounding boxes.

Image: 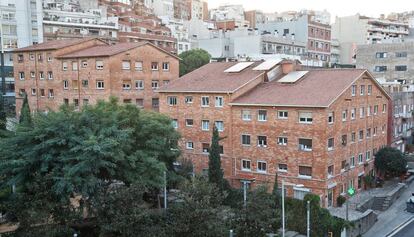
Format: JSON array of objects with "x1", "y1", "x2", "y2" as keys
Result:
[
  {"x1": 374, "y1": 147, "x2": 407, "y2": 178},
  {"x1": 0, "y1": 98, "x2": 180, "y2": 235},
  {"x1": 179, "y1": 49, "x2": 211, "y2": 76},
  {"x1": 0, "y1": 93, "x2": 6, "y2": 130},
  {"x1": 19, "y1": 93, "x2": 32, "y2": 126},
  {"x1": 166, "y1": 177, "x2": 230, "y2": 237},
  {"x1": 208, "y1": 126, "x2": 226, "y2": 191},
  {"x1": 272, "y1": 174, "x2": 279, "y2": 196},
  {"x1": 233, "y1": 185, "x2": 281, "y2": 237}
]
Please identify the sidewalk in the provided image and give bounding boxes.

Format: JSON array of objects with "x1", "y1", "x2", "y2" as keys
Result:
[{"x1": 363, "y1": 181, "x2": 414, "y2": 237}]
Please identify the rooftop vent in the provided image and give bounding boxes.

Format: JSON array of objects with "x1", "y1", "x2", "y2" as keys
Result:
[
  {"x1": 253, "y1": 59, "x2": 282, "y2": 71},
  {"x1": 278, "y1": 71, "x2": 309, "y2": 83},
  {"x1": 224, "y1": 62, "x2": 254, "y2": 73}
]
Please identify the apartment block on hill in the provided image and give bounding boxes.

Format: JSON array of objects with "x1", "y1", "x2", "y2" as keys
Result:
[
  {"x1": 13, "y1": 38, "x2": 179, "y2": 116},
  {"x1": 159, "y1": 60, "x2": 390, "y2": 207}
]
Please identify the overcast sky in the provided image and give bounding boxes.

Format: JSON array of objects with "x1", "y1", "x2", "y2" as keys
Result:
[{"x1": 207, "y1": 0, "x2": 412, "y2": 22}]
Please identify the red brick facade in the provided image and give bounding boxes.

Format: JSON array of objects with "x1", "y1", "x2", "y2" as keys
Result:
[
  {"x1": 159, "y1": 61, "x2": 390, "y2": 207},
  {"x1": 13, "y1": 39, "x2": 179, "y2": 115}
]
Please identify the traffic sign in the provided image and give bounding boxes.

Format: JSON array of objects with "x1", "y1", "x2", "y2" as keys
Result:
[{"x1": 347, "y1": 187, "x2": 355, "y2": 196}]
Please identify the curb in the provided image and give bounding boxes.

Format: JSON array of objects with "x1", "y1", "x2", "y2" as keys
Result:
[{"x1": 386, "y1": 216, "x2": 414, "y2": 237}]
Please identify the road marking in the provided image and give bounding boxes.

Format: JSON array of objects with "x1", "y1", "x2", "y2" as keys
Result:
[{"x1": 386, "y1": 216, "x2": 414, "y2": 237}]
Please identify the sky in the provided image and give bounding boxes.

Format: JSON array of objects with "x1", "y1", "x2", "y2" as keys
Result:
[{"x1": 207, "y1": 0, "x2": 413, "y2": 22}]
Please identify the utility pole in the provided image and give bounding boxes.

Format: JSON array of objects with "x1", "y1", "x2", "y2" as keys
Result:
[
  {"x1": 164, "y1": 171, "x2": 167, "y2": 209},
  {"x1": 243, "y1": 181, "x2": 247, "y2": 207},
  {"x1": 229, "y1": 229, "x2": 234, "y2": 237},
  {"x1": 307, "y1": 200, "x2": 310, "y2": 237},
  {"x1": 282, "y1": 179, "x2": 285, "y2": 237}
]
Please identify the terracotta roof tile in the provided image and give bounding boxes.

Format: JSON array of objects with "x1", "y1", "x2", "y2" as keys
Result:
[
  {"x1": 14, "y1": 38, "x2": 99, "y2": 52},
  {"x1": 58, "y1": 42, "x2": 147, "y2": 58},
  {"x1": 231, "y1": 69, "x2": 368, "y2": 107},
  {"x1": 159, "y1": 61, "x2": 265, "y2": 93}
]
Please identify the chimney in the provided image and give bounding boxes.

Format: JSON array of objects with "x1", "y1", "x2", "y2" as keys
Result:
[{"x1": 281, "y1": 60, "x2": 301, "y2": 74}]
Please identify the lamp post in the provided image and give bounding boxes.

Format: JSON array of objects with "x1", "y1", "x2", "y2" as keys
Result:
[
  {"x1": 163, "y1": 171, "x2": 167, "y2": 209},
  {"x1": 307, "y1": 200, "x2": 310, "y2": 237},
  {"x1": 281, "y1": 179, "x2": 299, "y2": 237}
]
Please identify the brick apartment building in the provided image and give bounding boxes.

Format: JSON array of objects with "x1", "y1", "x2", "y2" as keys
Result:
[
  {"x1": 13, "y1": 38, "x2": 179, "y2": 115},
  {"x1": 159, "y1": 60, "x2": 390, "y2": 207}
]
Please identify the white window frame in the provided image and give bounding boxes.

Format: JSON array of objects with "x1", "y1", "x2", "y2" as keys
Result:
[
  {"x1": 215, "y1": 121, "x2": 224, "y2": 132},
  {"x1": 151, "y1": 62, "x2": 158, "y2": 71},
  {"x1": 278, "y1": 110, "x2": 288, "y2": 119},
  {"x1": 172, "y1": 119, "x2": 178, "y2": 129},
  {"x1": 257, "y1": 161, "x2": 267, "y2": 173},
  {"x1": 62, "y1": 61, "x2": 68, "y2": 71},
  {"x1": 278, "y1": 164, "x2": 288, "y2": 172},
  {"x1": 242, "y1": 110, "x2": 252, "y2": 121},
  {"x1": 122, "y1": 60, "x2": 131, "y2": 70},
  {"x1": 215, "y1": 96, "x2": 224, "y2": 107},
  {"x1": 241, "y1": 159, "x2": 251, "y2": 171},
  {"x1": 162, "y1": 62, "x2": 169, "y2": 71},
  {"x1": 185, "y1": 96, "x2": 193, "y2": 104},
  {"x1": 358, "y1": 153, "x2": 363, "y2": 164},
  {"x1": 167, "y1": 96, "x2": 177, "y2": 106},
  {"x1": 257, "y1": 135, "x2": 267, "y2": 147},
  {"x1": 342, "y1": 110, "x2": 347, "y2": 121},
  {"x1": 351, "y1": 85, "x2": 356, "y2": 96},
  {"x1": 351, "y1": 108, "x2": 356, "y2": 120},
  {"x1": 241, "y1": 134, "x2": 251, "y2": 146},
  {"x1": 185, "y1": 119, "x2": 194, "y2": 127},
  {"x1": 48, "y1": 71, "x2": 53, "y2": 80},
  {"x1": 63, "y1": 80, "x2": 68, "y2": 90},
  {"x1": 201, "y1": 96, "x2": 210, "y2": 107},
  {"x1": 151, "y1": 80, "x2": 159, "y2": 89},
  {"x1": 327, "y1": 138, "x2": 334, "y2": 151},
  {"x1": 201, "y1": 120, "x2": 209, "y2": 131},
  {"x1": 186, "y1": 141, "x2": 194, "y2": 150},
  {"x1": 96, "y1": 80, "x2": 105, "y2": 89},
  {"x1": 328, "y1": 112, "x2": 334, "y2": 124},
  {"x1": 299, "y1": 112, "x2": 313, "y2": 124},
  {"x1": 96, "y1": 60, "x2": 104, "y2": 70},
  {"x1": 19, "y1": 71, "x2": 24, "y2": 80},
  {"x1": 135, "y1": 80, "x2": 144, "y2": 89},
  {"x1": 258, "y1": 110, "x2": 267, "y2": 121},
  {"x1": 278, "y1": 137, "x2": 288, "y2": 146}
]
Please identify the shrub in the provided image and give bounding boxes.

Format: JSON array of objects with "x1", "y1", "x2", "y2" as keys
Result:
[{"x1": 337, "y1": 195, "x2": 346, "y2": 207}]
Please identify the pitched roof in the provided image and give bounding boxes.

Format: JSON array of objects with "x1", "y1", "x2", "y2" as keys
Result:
[
  {"x1": 159, "y1": 61, "x2": 265, "y2": 93},
  {"x1": 231, "y1": 69, "x2": 370, "y2": 107},
  {"x1": 58, "y1": 42, "x2": 179, "y2": 59},
  {"x1": 13, "y1": 38, "x2": 101, "y2": 52}
]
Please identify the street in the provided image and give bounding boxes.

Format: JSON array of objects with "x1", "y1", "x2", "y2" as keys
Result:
[{"x1": 389, "y1": 218, "x2": 414, "y2": 237}]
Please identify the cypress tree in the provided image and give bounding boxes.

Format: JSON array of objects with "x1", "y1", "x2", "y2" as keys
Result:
[
  {"x1": 272, "y1": 173, "x2": 279, "y2": 196},
  {"x1": 0, "y1": 93, "x2": 6, "y2": 130},
  {"x1": 19, "y1": 93, "x2": 32, "y2": 126},
  {"x1": 208, "y1": 125, "x2": 224, "y2": 190}
]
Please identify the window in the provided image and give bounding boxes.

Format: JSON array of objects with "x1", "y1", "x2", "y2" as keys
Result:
[
  {"x1": 81, "y1": 60, "x2": 88, "y2": 68},
  {"x1": 374, "y1": 66, "x2": 387, "y2": 72},
  {"x1": 258, "y1": 110, "x2": 267, "y2": 121},
  {"x1": 375, "y1": 52, "x2": 387, "y2": 58},
  {"x1": 342, "y1": 110, "x2": 347, "y2": 121},
  {"x1": 123, "y1": 99, "x2": 132, "y2": 104},
  {"x1": 17, "y1": 54, "x2": 23, "y2": 62},
  {"x1": 39, "y1": 71, "x2": 44, "y2": 80},
  {"x1": 29, "y1": 53, "x2": 35, "y2": 60},
  {"x1": 163, "y1": 80, "x2": 170, "y2": 86},
  {"x1": 135, "y1": 80, "x2": 144, "y2": 89},
  {"x1": 278, "y1": 164, "x2": 288, "y2": 172},
  {"x1": 96, "y1": 80, "x2": 104, "y2": 89},
  {"x1": 328, "y1": 112, "x2": 334, "y2": 124},
  {"x1": 83, "y1": 99, "x2": 89, "y2": 105},
  {"x1": 135, "y1": 61, "x2": 143, "y2": 71},
  {"x1": 215, "y1": 121, "x2": 224, "y2": 131},
  {"x1": 382, "y1": 104, "x2": 387, "y2": 113},
  {"x1": 299, "y1": 112, "x2": 313, "y2": 124},
  {"x1": 299, "y1": 138, "x2": 312, "y2": 151},
  {"x1": 342, "y1": 135, "x2": 347, "y2": 146},
  {"x1": 185, "y1": 119, "x2": 194, "y2": 127},
  {"x1": 367, "y1": 128, "x2": 371, "y2": 138},
  {"x1": 162, "y1": 62, "x2": 169, "y2": 71},
  {"x1": 62, "y1": 61, "x2": 68, "y2": 71},
  {"x1": 151, "y1": 80, "x2": 159, "y2": 89},
  {"x1": 257, "y1": 136, "x2": 267, "y2": 147},
  {"x1": 367, "y1": 106, "x2": 371, "y2": 116},
  {"x1": 152, "y1": 98, "x2": 159, "y2": 108},
  {"x1": 122, "y1": 60, "x2": 131, "y2": 70},
  {"x1": 350, "y1": 156, "x2": 355, "y2": 167},
  {"x1": 374, "y1": 104, "x2": 379, "y2": 115},
  {"x1": 63, "y1": 80, "x2": 68, "y2": 89},
  {"x1": 215, "y1": 96, "x2": 224, "y2": 107},
  {"x1": 360, "y1": 107, "x2": 365, "y2": 118},
  {"x1": 31, "y1": 88, "x2": 36, "y2": 95},
  {"x1": 151, "y1": 62, "x2": 158, "y2": 70},
  {"x1": 257, "y1": 161, "x2": 267, "y2": 173},
  {"x1": 358, "y1": 153, "x2": 363, "y2": 164},
  {"x1": 40, "y1": 89, "x2": 45, "y2": 97},
  {"x1": 368, "y1": 85, "x2": 372, "y2": 95},
  {"x1": 202, "y1": 143, "x2": 210, "y2": 153},
  {"x1": 136, "y1": 99, "x2": 144, "y2": 108},
  {"x1": 351, "y1": 132, "x2": 356, "y2": 142},
  {"x1": 96, "y1": 60, "x2": 104, "y2": 70},
  {"x1": 373, "y1": 127, "x2": 378, "y2": 136},
  {"x1": 278, "y1": 111, "x2": 288, "y2": 119},
  {"x1": 359, "y1": 130, "x2": 364, "y2": 140},
  {"x1": 360, "y1": 85, "x2": 365, "y2": 95},
  {"x1": 328, "y1": 165, "x2": 334, "y2": 177},
  {"x1": 341, "y1": 160, "x2": 346, "y2": 171},
  {"x1": 48, "y1": 89, "x2": 54, "y2": 98},
  {"x1": 366, "y1": 151, "x2": 371, "y2": 161},
  {"x1": 242, "y1": 110, "x2": 252, "y2": 121},
  {"x1": 38, "y1": 54, "x2": 43, "y2": 61},
  {"x1": 278, "y1": 137, "x2": 288, "y2": 146},
  {"x1": 351, "y1": 108, "x2": 356, "y2": 120},
  {"x1": 395, "y1": 65, "x2": 407, "y2": 71},
  {"x1": 30, "y1": 71, "x2": 35, "y2": 78},
  {"x1": 396, "y1": 52, "x2": 407, "y2": 58},
  {"x1": 82, "y1": 80, "x2": 89, "y2": 88},
  {"x1": 186, "y1": 141, "x2": 194, "y2": 149},
  {"x1": 167, "y1": 96, "x2": 177, "y2": 105},
  {"x1": 201, "y1": 96, "x2": 209, "y2": 107},
  {"x1": 19, "y1": 72, "x2": 24, "y2": 80},
  {"x1": 382, "y1": 124, "x2": 386, "y2": 133},
  {"x1": 328, "y1": 138, "x2": 334, "y2": 151},
  {"x1": 199, "y1": 120, "x2": 209, "y2": 131},
  {"x1": 72, "y1": 61, "x2": 78, "y2": 71},
  {"x1": 185, "y1": 96, "x2": 193, "y2": 104},
  {"x1": 74, "y1": 99, "x2": 79, "y2": 107},
  {"x1": 299, "y1": 166, "x2": 312, "y2": 178},
  {"x1": 171, "y1": 119, "x2": 178, "y2": 129},
  {"x1": 48, "y1": 71, "x2": 53, "y2": 80},
  {"x1": 242, "y1": 159, "x2": 251, "y2": 171},
  {"x1": 64, "y1": 98, "x2": 69, "y2": 105},
  {"x1": 351, "y1": 85, "x2": 356, "y2": 96},
  {"x1": 241, "y1": 134, "x2": 251, "y2": 145}
]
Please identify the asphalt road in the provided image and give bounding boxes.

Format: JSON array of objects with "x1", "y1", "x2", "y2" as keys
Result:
[{"x1": 390, "y1": 219, "x2": 414, "y2": 237}]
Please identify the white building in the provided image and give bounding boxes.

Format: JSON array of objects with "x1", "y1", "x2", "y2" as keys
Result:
[
  {"x1": 191, "y1": 0, "x2": 204, "y2": 20},
  {"x1": 146, "y1": 0, "x2": 174, "y2": 18},
  {"x1": 332, "y1": 14, "x2": 410, "y2": 65},
  {"x1": 209, "y1": 4, "x2": 248, "y2": 27},
  {"x1": 0, "y1": 0, "x2": 43, "y2": 109}
]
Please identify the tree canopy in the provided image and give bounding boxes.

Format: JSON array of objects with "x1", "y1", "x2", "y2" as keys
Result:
[
  {"x1": 19, "y1": 93, "x2": 32, "y2": 127},
  {"x1": 0, "y1": 98, "x2": 180, "y2": 235},
  {"x1": 0, "y1": 93, "x2": 6, "y2": 130},
  {"x1": 374, "y1": 147, "x2": 407, "y2": 177},
  {"x1": 179, "y1": 49, "x2": 211, "y2": 76}
]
